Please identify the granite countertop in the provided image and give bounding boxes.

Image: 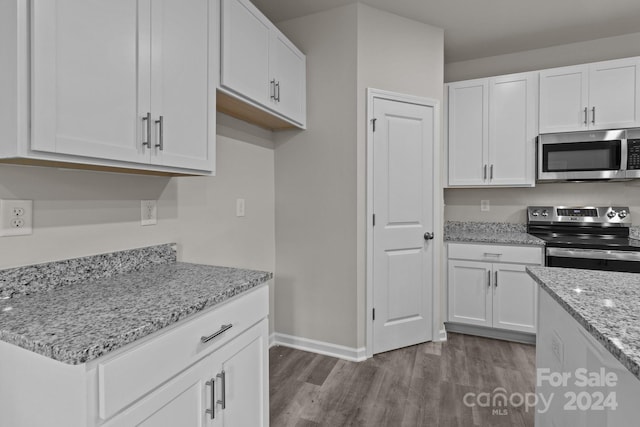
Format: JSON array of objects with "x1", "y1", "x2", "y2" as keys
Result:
[
  {"x1": 0, "y1": 245, "x2": 272, "y2": 365},
  {"x1": 527, "y1": 266, "x2": 640, "y2": 381},
  {"x1": 444, "y1": 221, "x2": 545, "y2": 246}
]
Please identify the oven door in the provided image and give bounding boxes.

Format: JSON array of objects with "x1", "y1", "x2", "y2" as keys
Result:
[
  {"x1": 546, "y1": 247, "x2": 640, "y2": 273},
  {"x1": 538, "y1": 130, "x2": 627, "y2": 181}
]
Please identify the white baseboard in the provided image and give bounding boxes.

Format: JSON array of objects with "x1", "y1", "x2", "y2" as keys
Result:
[
  {"x1": 438, "y1": 328, "x2": 448, "y2": 342},
  {"x1": 269, "y1": 332, "x2": 367, "y2": 362}
]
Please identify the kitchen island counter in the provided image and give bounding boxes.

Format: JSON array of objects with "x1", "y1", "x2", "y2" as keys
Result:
[{"x1": 527, "y1": 266, "x2": 640, "y2": 381}]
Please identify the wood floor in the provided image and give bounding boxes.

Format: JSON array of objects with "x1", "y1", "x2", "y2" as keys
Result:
[{"x1": 270, "y1": 333, "x2": 536, "y2": 427}]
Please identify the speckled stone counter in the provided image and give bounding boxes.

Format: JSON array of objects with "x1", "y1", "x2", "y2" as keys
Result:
[
  {"x1": 444, "y1": 221, "x2": 545, "y2": 246},
  {"x1": 0, "y1": 245, "x2": 272, "y2": 365},
  {"x1": 527, "y1": 266, "x2": 640, "y2": 381}
]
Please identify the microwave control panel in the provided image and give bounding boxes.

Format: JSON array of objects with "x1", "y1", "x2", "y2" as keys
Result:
[{"x1": 628, "y1": 139, "x2": 640, "y2": 170}]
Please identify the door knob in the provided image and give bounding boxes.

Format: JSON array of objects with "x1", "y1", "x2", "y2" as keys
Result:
[{"x1": 424, "y1": 232, "x2": 434, "y2": 240}]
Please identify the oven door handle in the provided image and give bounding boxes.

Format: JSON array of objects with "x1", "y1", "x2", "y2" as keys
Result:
[{"x1": 547, "y1": 247, "x2": 640, "y2": 262}]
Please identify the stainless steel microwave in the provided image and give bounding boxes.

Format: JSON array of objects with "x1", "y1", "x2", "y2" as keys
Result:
[{"x1": 537, "y1": 129, "x2": 640, "y2": 181}]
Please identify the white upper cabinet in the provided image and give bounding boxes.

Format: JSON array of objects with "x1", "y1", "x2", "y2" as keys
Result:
[
  {"x1": 219, "y1": 0, "x2": 307, "y2": 129},
  {"x1": 31, "y1": 0, "x2": 147, "y2": 164},
  {"x1": 150, "y1": 0, "x2": 216, "y2": 171},
  {"x1": 270, "y1": 31, "x2": 307, "y2": 126},
  {"x1": 447, "y1": 72, "x2": 536, "y2": 187},
  {"x1": 5, "y1": 0, "x2": 216, "y2": 175},
  {"x1": 220, "y1": 0, "x2": 271, "y2": 106},
  {"x1": 539, "y1": 57, "x2": 640, "y2": 133}
]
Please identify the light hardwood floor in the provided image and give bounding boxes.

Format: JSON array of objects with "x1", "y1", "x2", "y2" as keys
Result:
[{"x1": 270, "y1": 333, "x2": 536, "y2": 427}]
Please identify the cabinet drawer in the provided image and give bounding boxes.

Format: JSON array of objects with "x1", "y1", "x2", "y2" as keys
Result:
[
  {"x1": 98, "y1": 285, "x2": 268, "y2": 420},
  {"x1": 448, "y1": 243, "x2": 542, "y2": 264}
]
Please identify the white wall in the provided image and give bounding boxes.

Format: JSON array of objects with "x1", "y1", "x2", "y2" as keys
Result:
[
  {"x1": 0, "y1": 113, "x2": 277, "y2": 332},
  {"x1": 445, "y1": 31, "x2": 640, "y2": 82},
  {"x1": 444, "y1": 32, "x2": 640, "y2": 225},
  {"x1": 274, "y1": 3, "x2": 444, "y2": 349}
]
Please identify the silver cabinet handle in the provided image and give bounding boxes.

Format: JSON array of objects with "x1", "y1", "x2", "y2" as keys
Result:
[
  {"x1": 424, "y1": 232, "x2": 434, "y2": 240},
  {"x1": 216, "y1": 371, "x2": 226, "y2": 409},
  {"x1": 142, "y1": 112, "x2": 151, "y2": 148},
  {"x1": 275, "y1": 81, "x2": 281, "y2": 102},
  {"x1": 155, "y1": 116, "x2": 164, "y2": 151},
  {"x1": 483, "y1": 165, "x2": 487, "y2": 180},
  {"x1": 490, "y1": 164, "x2": 494, "y2": 180},
  {"x1": 201, "y1": 324, "x2": 232, "y2": 343},
  {"x1": 205, "y1": 378, "x2": 215, "y2": 419},
  {"x1": 483, "y1": 252, "x2": 502, "y2": 258},
  {"x1": 487, "y1": 270, "x2": 491, "y2": 288},
  {"x1": 494, "y1": 271, "x2": 498, "y2": 287},
  {"x1": 592, "y1": 106, "x2": 596, "y2": 124},
  {"x1": 270, "y1": 79, "x2": 276, "y2": 100},
  {"x1": 584, "y1": 107, "x2": 588, "y2": 125}
]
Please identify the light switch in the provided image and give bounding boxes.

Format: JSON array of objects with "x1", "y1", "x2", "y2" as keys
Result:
[{"x1": 236, "y1": 198, "x2": 245, "y2": 217}]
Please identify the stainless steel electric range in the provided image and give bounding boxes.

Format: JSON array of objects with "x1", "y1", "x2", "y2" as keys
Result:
[{"x1": 527, "y1": 206, "x2": 640, "y2": 273}]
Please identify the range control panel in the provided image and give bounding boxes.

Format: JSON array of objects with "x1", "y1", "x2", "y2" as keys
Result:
[{"x1": 527, "y1": 206, "x2": 632, "y2": 225}]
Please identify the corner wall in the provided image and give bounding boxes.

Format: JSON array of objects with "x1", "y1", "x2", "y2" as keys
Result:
[{"x1": 274, "y1": 3, "x2": 444, "y2": 350}]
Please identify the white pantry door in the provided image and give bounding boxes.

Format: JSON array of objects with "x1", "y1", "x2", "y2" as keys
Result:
[{"x1": 372, "y1": 97, "x2": 435, "y2": 354}]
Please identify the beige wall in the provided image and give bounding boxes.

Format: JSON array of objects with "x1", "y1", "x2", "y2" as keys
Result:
[
  {"x1": 274, "y1": 3, "x2": 444, "y2": 349},
  {"x1": 356, "y1": 3, "x2": 444, "y2": 346},
  {"x1": 445, "y1": 31, "x2": 640, "y2": 83},
  {"x1": 0, "y1": 113, "x2": 277, "y2": 331},
  {"x1": 274, "y1": 5, "x2": 359, "y2": 348},
  {"x1": 444, "y1": 32, "x2": 640, "y2": 224},
  {"x1": 445, "y1": 182, "x2": 640, "y2": 225}
]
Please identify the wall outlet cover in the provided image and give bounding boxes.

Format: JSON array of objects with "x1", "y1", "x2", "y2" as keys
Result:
[
  {"x1": 0, "y1": 199, "x2": 33, "y2": 237},
  {"x1": 141, "y1": 200, "x2": 158, "y2": 226}
]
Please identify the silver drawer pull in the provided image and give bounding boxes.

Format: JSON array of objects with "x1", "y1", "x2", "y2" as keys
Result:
[
  {"x1": 201, "y1": 324, "x2": 233, "y2": 343},
  {"x1": 483, "y1": 252, "x2": 502, "y2": 257}
]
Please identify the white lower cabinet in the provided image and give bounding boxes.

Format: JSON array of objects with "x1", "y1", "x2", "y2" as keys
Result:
[
  {"x1": 106, "y1": 319, "x2": 268, "y2": 427},
  {"x1": 0, "y1": 285, "x2": 269, "y2": 427},
  {"x1": 447, "y1": 243, "x2": 542, "y2": 334},
  {"x1": 537, "y1": 289, "x2": 640, "y2": 426}
]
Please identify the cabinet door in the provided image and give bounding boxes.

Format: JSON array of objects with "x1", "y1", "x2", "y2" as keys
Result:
[
  {"x1": 488, "y1": 73, "x2": 536, "y2": 186},
  {"x1": 447, "y1": 260, "x2": 492, "y2": 327},
  {"x1": 150, "y1": 0, "x2": 215, "y2": 171},
  {"x1": 104, "y1": 356, "x2": 211, "y2": 427},
  {"x1": 220, "y1": 0, "x2": 270, "y2": 106},
  {"x1": 447, "y1": 80, "x2": 488, "y2": 186},
  {"x1": 212, "y1": 319, "x2": 268, "y2": 427},
  {"x1": 270, "y1": 30, "x2": 306, "y2": 127},
  {"x1": 492, "y1": 263, "x2": 537, "y2": 333},
  {"x1": 539, "y1": 65, "x2": 589, "y2": 133},
  {"x1": 589, "y1": 58, "x2": 640, "y2": 130},
  {"x1": 31, "y1": 0, "x2": 150, "y2": 163}
]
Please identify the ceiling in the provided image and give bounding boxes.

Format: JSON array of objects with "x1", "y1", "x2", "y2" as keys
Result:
[{"x1": 250, "y1": 0, "x2": 640, "y2": 63}]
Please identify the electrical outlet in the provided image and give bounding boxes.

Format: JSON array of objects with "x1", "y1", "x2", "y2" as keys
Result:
[
  {"x1": 480, "y1": 200, "x2": 490, "y2": 212},
  {"x1": 141, "y1": 200, "x2": 157, "y2": 226},
  {"x1": 0, "y1": 200, "x2": 33, "y2": 236}
]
